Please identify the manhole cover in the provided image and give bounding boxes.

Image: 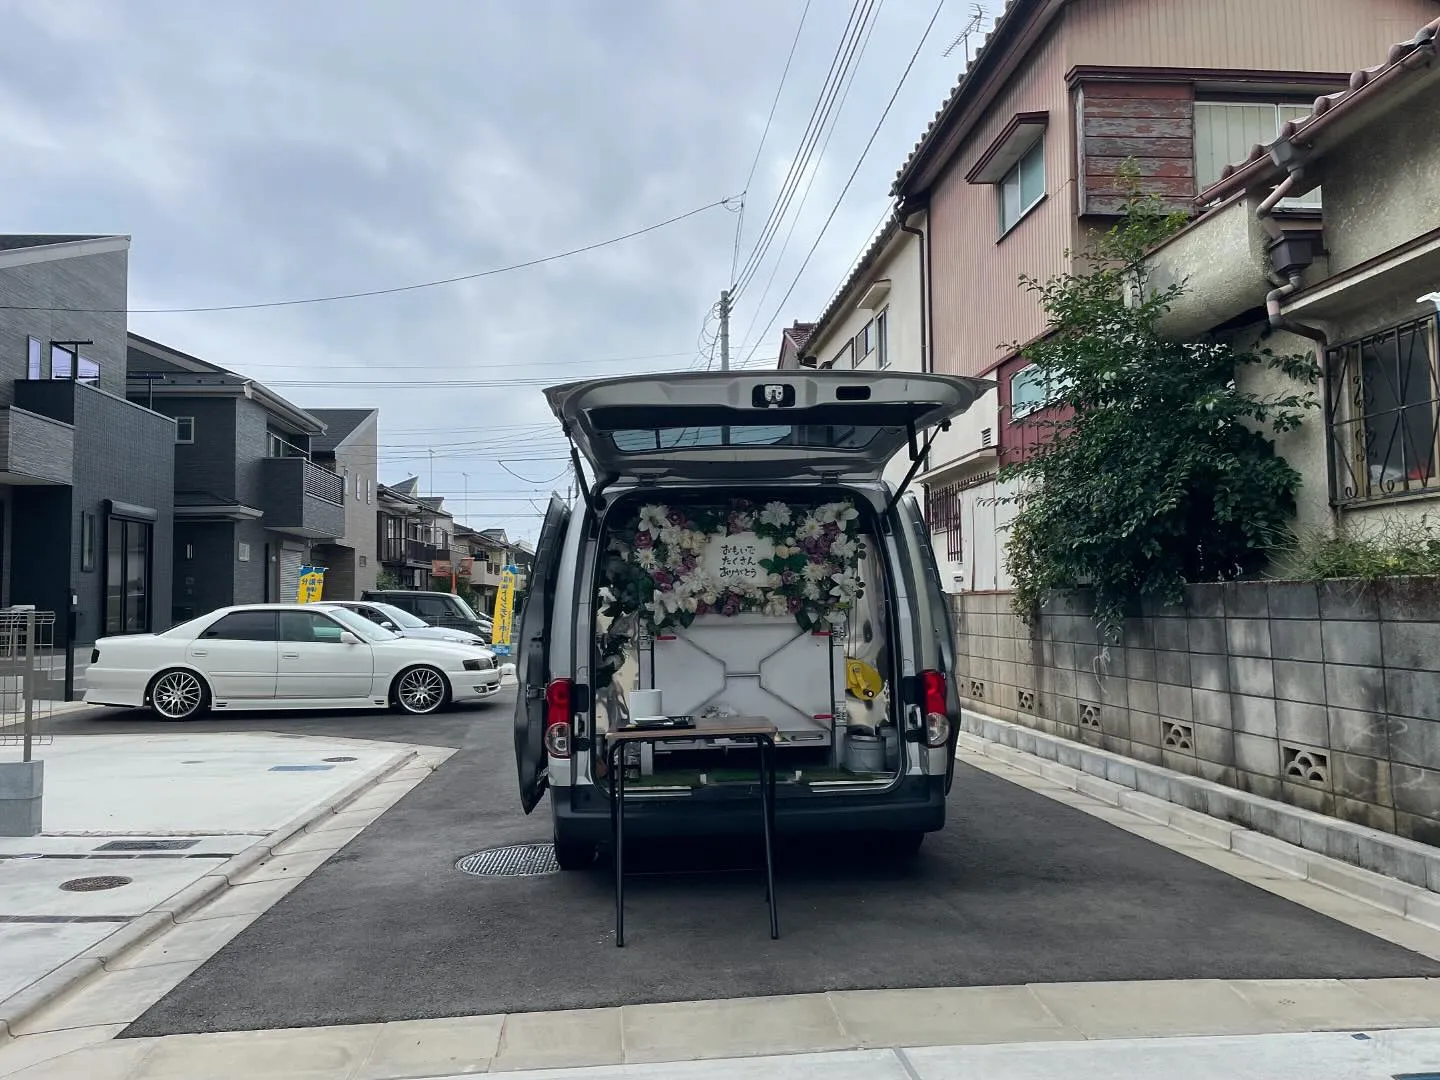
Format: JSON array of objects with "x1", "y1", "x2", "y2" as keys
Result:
[
  {"x1": 95, "y1": 839, "x2": 199, "y2": 852},
  {"x1": 456, "y1": 844, "x2": 558, "y2": 878},
  {"x1": 59, "y1": 876, "x2": 133, "y2": 892},
  {"x1": 322, "y1": 756, "x2": 357, "y2": 762}
]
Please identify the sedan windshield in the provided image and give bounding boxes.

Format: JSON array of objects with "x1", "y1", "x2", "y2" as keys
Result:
[
  {"x1": 327, "y1": 606, "x2": 398, "y2": 642},
  {"x1": 370, "y1": 603, "x2": 428, "y2": 629}
]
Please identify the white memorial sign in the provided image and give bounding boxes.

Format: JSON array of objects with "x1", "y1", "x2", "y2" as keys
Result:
[{"x1": 703, "y1": 531, "x2": 774, "y2": 588}]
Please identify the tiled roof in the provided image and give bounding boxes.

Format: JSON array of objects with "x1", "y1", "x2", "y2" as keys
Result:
[
  {"x1": 804, "y1": 211, "x2": 902, "y2": 353},
  {"x1": 0, "y1": 234, "x2": 107, "y2": 250},
  {"x1": 1198, "y1": 17, "x2": 1440, "y2": 204},
  {"x1": 781, "y1": 321, "x2": 816, "y2": 354},
  {"x1": 309, "y1": 408, "x2": 376, "y2": 453},
  {"x1": 889, "y1": 0, "x2": 1022, "y2": 195}
]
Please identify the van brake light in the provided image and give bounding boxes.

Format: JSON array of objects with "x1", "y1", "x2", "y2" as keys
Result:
[
  {"x1": 921, "y1": 670, "x2": 950, "y2": 748},
  {"x1": 544, "y1": 679, "x2": 572, "y2": 758}
]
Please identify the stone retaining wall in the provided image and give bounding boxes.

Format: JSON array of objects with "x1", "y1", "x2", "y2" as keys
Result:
[{"x1": 950, "y1": 578, "x2": 1440, "y2": 845}]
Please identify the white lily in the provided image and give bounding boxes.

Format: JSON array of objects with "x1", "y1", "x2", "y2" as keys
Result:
[{"x1": 759, "y1": 501, "x2": 792, "y2": 528}]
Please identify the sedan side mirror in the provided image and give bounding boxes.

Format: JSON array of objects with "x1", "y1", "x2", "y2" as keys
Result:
[
  {"x1": 339, "y1": 631, "x2": 361, "y2": 645},
  {"x1": 380, "y1": 621, "x2": 397, "y2": 630}
]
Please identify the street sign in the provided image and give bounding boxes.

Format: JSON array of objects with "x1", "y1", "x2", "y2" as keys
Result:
[
  {"x1": 491, "y1": 566, "x2": 517, "y2": 656},
  {"x1": 296, "y1": 566, "x2": 326, "y2": 604}
]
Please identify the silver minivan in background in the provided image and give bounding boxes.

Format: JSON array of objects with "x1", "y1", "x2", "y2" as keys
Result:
[{"x1": 512, "y1": 370, "x2": 988, "y2": 869}]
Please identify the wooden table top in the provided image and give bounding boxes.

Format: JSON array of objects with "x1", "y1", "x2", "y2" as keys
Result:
[{"x1": 606, "y1": 719, "x2": 778, "y2": 743}]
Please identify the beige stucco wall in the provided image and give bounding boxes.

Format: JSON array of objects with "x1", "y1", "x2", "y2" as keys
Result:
[
  {"x1": 1313, "y1": 77, "x2": 1440, "y2": 276},
  {"x1": 803, "y1": 226, "x2": 922, "y2": 493},
  {"x1": 334, "y1": 413, "x2": 380, "y2": 595}
]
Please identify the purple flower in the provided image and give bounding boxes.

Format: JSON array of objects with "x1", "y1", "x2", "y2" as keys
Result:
[
  {"x1": 667, "y1": 511, "x2": 686, "y2": 526},
  {"x1": 635, "y1": 532, "x2": 653, "y2": 549},
  {"x1": 653, "y1": 570, "x2": 673, "y2": 589},
  {"x1": 781, "y1": 570, "x2": 797, "y2": 586},
  {"x1": 695, "y1": 600, "x2": 711, "y2": 616},
  {"x1": 722, "y1": 595, "x2": 742, "y2": 617},
  {"x1": 786, "y1": 596, "x2": 802, "y2": 614}
]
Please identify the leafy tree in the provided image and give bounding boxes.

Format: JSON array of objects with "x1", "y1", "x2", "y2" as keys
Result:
[{"x1": 1000, "y1": 193, "x2": 1320, "y2": 637}]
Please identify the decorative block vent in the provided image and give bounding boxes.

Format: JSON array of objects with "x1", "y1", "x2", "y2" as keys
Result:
[
  {"x1": 1017, "y1": 689, "x2": 1036, "y2": 711},
  {"x1": 969, "y1": 679, "x2": 986, "y2": 701},
  {"x1": 1079, "y1": 704, "x2": 1102, "y2": 729},
  {"x1": 1162, "y1": 721, "x2": 1194, "y2": 752},
  {"x1": 1283, "y1": 745, "x2": 1330, "y2": 787}
]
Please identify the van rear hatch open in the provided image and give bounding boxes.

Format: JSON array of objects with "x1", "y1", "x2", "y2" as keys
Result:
[{"x1": 545, "y1": 370, "x2": 990, "y2": 486}]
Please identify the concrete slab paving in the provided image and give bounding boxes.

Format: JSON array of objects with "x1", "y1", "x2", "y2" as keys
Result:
[
  {"x1": 135, "y1": 1024, "x2": 379, "y2": 1080},
  {"x1": 621, "y1": 994, "x2": 850, "y2": 1064},
  {"x1": 171, "y1": 875, "x2": 300, "y2": 923},
  {"x1": 108, "y1": 915, "x2": 258, "y2": 971},
  {"x1": 827, "y1": 985, "x2": 1081, "y2": 1047},
  {"x1": 14, "y1": 960, "x2": 199, "y2": 1035},
  {"x1": 353, "y1": 1015, "x2": 504, "y2": 1079},
  {"x1": 0, "y1": 1033, "x2": 153, "y2": 1080},
  {"x1": 1027, "y1": 979, "x2": 1286, "y2": 1039},
  {"x1": 0, "y1": 1023, "x2": 124, "y2": 1078},
  {"x1": 490, "y1": 1008, "x2": 626, "y2": 1073},
  {"x1": 0, "y1": 858, "x2": 222, "y2": 919},
  {"x1": 1229, "y1": 978, "x2": 1418, "y2": 1030},
  {"x1": 0, "y1": 925, "x2": 114, "y2": 1001},
  {"x1": 0, "y1": 733, "x2": 401, "y2": 835}
]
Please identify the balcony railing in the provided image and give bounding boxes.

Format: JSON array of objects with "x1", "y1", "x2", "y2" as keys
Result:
[
  {"x1": 302, "y1": 462, "x2": 345, "y2": 505},
  {"x1": 382, "y1": 538, "x2": 438, "y2": 566}
]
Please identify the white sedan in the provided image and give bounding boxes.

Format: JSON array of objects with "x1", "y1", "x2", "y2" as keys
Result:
[{"x1": 83, "y1": 604, "x2": 502, "y2": 720}]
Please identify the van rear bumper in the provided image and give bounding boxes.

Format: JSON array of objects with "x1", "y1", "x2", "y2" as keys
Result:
[{"x1": 552, "y1": 775, "x2": 945, "y2": 843}]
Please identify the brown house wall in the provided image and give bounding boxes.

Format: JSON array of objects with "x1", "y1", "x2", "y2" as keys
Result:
[{"x1": 922, "y1": 0, "x2": 1439, "y2": 383}]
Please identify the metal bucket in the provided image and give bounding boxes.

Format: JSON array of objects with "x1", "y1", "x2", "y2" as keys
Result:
[{"x1": 845, "y1": 733, "x2": 885, "y2": 773}]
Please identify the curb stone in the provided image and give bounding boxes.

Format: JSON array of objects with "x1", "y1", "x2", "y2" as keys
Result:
[
  {"x1": 959, "y1": 708, "x2": 1440, "y2": 925},
  {"x1": 0, "y1": 747, "x2": 417, "y2": 1041}
]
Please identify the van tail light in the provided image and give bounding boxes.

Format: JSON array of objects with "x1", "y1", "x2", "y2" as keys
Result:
[
  {"x1": 921, "y1": 670, "x2": 951, "y2": 748},
  {"x1": 544, "y1": 679, "x2": 572, "y2": 758}
]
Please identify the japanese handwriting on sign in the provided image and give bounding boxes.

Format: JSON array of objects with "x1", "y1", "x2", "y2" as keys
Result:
[
  {"x1": 720, "y1": 545, "x2": 759, "y2": 579},
  {"x1": 704, "y1": 532, "x2": 774, "y2": 587}
]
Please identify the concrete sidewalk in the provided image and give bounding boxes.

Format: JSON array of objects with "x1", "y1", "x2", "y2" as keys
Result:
[{"x1": 0, "y1": 732, "x2": 438, "y2": 1039}]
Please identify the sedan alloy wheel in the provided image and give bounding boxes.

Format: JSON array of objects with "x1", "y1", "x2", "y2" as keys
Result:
[
  {"x1": 395, "y1": 666, "x2": 449, "y2": 715},
  {"x1": 151, "y1": 670, "x2": 206, "y2": 720}
]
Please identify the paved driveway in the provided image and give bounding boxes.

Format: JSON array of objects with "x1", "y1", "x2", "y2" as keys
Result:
[{"x1": 53, "y1": 693, "x2": 1440, "y2": 1036}]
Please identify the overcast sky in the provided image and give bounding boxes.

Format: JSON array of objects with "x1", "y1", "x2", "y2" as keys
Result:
[{"x1": 0, "y1": 0, "x2": 996, "y2": 542}]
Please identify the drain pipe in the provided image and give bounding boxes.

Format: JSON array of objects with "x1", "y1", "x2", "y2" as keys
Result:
[
  {"x1": 898, "y1": 199, "x2": 929, "y2": 374},
  {"x1": 1255, "y1": 174, "x2": 1328, "y2": 345}
]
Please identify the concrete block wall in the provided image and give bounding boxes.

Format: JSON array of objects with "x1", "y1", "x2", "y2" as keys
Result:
[{"x1": 951, "y1": 578, "x2": 1440, "y2": 845}]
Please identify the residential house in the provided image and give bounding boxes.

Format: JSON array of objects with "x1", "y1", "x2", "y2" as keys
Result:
[
  {"x1": 1146, "y1": 17, "x2": 1440, "y2": 538},
  {"x1": 308, "y1": 408, "x2": 380, "y2": 600},
  {"x1": 0, "y1": 236, "x2": 175, "y2": 651},
  {"x1": 375, "y1": 478, "x2": 453, "y2": 590},
  {"x1": 126, "y1": 335, "x2": 345, "y2": 621},
  {"x1": 453, "y1": 524, "x2": 508, "y2": 613},
  {"x1": 790, "y1": 0, "x2": 1439, "y2": 591}
]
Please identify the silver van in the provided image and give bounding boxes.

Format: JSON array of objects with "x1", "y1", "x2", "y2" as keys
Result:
[{"x1": 512, "y1": 370, "x2": 988, "y2": 869}]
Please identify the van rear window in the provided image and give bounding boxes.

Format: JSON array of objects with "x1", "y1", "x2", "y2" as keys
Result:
[{"x1": 610, "y1": 424, "x2": 888, "y2": 453}]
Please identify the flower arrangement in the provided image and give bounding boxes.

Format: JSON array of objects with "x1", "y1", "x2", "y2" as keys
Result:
[{"x1": 599, "y1": 499, "x2": 867, "y2": 637}]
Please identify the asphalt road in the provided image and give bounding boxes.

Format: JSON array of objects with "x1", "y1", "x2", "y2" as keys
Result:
[{"x1": 53, "y1": 692, "x2": 1440, "y2": 1036}]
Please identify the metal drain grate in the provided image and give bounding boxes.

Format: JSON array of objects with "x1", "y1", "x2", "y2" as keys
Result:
[
  {"x1": 456, "y1": 844, "x2": 558, "y2": 878},
  {"x1": 95, "y1": 839, "x2": 200, "y2": 852},
  {"x1": 322, "y1": 756, "x2": 358, "y2": 762},
  {"x1": 59, "y1": 876, "x2": 133, "y2": 892}
]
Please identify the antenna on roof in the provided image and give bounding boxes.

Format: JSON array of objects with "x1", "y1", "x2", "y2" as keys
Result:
[{"x1": 942, "y1": 4, "x2": 987, "y2": 61}]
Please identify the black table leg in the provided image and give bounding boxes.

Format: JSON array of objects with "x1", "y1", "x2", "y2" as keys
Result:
[
  {"x1": 611, "y1": 740, "x2": 626, "y2": 948},
  {"x1": 759, "y1": 736, "x2": 778, "y2": 939}
]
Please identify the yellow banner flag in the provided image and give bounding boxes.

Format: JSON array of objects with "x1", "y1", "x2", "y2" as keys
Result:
[
  {"x1": 491, "y1": 568, "x2": 516, "y2": 655},
  {"x1": 296, "y1": 566, "x2": 326, "y2": 604}
]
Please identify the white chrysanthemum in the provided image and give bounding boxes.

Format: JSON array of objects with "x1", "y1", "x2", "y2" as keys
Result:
[
  {"x1": 659, "y1": 525, "x2": 684, "y2": 549},
  {"x1": 759, "y1": 501, "x2": 792, "y2": 528},
  {"x1": 635, "y1": 549, "x2": 659, "y2": 570},
  {"x1": 802, "y1": 561, "x2": 831, "y2": 583},
  {"x1": 795, "y1": 517, "x2": 824, "y2": 541},
  {"x1": 830, "y1": 535, "x2": 858, "y2": 560},
  {"x1": 637, "y1": 505, "x2": 669, "y2": 533},
  {"x1": 763, "y1": 596, "x2": 788, "y2": 618},
  {"x1": 803, "y1": 581, "x2": 822, "y2": 601}
]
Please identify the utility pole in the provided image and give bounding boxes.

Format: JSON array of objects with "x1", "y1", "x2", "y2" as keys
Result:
[
  {"x1": 428, "y1": 448, "x2": 435, "y2": 495},
  {"x1": 719, "y1": 289, "x2": 731, "y2": 371}
]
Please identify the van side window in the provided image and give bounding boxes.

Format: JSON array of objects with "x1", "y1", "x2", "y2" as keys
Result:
[{"x1": 415, "y1": 596, "x2": 450, "y2": 619}]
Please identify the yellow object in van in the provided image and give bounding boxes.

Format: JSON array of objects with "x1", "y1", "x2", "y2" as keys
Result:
[{"x1": 846, "y1": 657, "x2": 883, "y2": 701}]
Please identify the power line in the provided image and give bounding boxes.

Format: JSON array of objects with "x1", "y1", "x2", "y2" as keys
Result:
[
  {"x1": 729, "y1": 0, "x2": 870, "y2": 298},
  {"x1": 1, "y1": 195, "x2": 739, "y2": 315},
  {"x1": 741, "y1": 0, "x2": 945, "y2": 366},
  {"x1": 731, "y1": 0, "x2": 814, "y2": 284},
  {"x1": 733, "y1": 0, "x2": 883, "y2": 350}
]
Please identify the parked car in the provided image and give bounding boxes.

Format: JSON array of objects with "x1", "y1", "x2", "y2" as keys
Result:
[
  {"x1": 84, "y1": 604, "x2": 501, "y2": 720},
  {"x1": 317, "y1": 600, "x2": 488, "y2": 648},
  {"x1": 514, "y1": 370, "x2": 986, "y2": 869},
  {"x1": 361, "y1": 589, "x2": 492, "y2": 640}
]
